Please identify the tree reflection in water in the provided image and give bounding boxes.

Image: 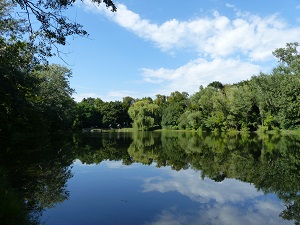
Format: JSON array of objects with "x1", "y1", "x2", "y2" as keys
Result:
[
  {"x1": 1, "y1": 131, "x2": 300, "y2": 224},
  {"x1": 127, "y1": 131, "x2": 300, "y2": 225},
  {"x1": 0, "y1": 134, "x2": 75, "y2": 224}
]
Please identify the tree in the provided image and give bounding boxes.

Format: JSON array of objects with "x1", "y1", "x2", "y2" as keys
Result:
[
  {"x1": 128, "y1": 100, "x2": 160, "y2": 131},
  {"x1": 207, "y1": 81, "x2": 224, "y2": 90},
  {"x1": 248, "y1": 73, "x2": 274, "y2": 129},
  {"x1": 12, "y1": 0, "x2": 116, "y2": 58},
  {"x1": 167, "y1": 91, "x2": 189, "y2": 105},
  {"x1": 100, "y1": 101, "x2": 129, "y2": 128},
  {"x1": 0, "y1": 1, "x2": 40, "y2": 133},
  {"x1": 178, "y1": 111, "x2": 203, "y2": 130},
  {"x1": 122, "y1": 96, "x2": 135, "y2": 109},
  {"x1": 153, "y1": 94, "x2": 167, "y2": 126},
  {"x1": 227, "y1": 85, "x2": 258, "y2": 131},
  {"x1": 269, "y1": 43, "x2": 300, "y2": 129},
  {"x1": 161, "y1": 91, "x2": 189, "y2": 129},
  {"x1": 206, "y1": 86, "x2": 229, "y2": 131},
  {"x1": 122, "y1": 96, "x2": 134, "y2": 126},
  {"x1": 154, "y1": 94, "x2": 167, "y2": 106},
  {"x1": 249, "y1": 64, "x2": 300, "y2": 130},
  {"x1": 273, "y1": 42, "x2": 300, "y2": 74},
  {"x1": 72, "y1": 98, "x2": 102, "y2": 129},
  {"x1": 161, "y1": 102, "x2": 185, "y2": 129},
  {"x1": 33, "y1": 64, "x2": 76, "y2": 130}
]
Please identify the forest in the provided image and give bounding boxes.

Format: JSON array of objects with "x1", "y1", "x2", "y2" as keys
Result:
[{"x1": 1, "y1": 0, "x2": 300, "y2": 135}]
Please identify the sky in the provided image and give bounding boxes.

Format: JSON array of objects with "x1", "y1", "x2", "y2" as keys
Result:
[{"x1": 50, "y1": 0, "x2": 300, "y2": 102}]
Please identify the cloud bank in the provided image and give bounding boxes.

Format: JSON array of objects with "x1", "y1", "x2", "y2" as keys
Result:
[
  {"x1": 86, "y1": 2, "x2": 300, "y2": 60},
  {"x1": 81, "y1": 1, "x2": 300, "y2": 96},
  {"x1": 141, "y1": 58, "x2": 260, "y2": 94}
]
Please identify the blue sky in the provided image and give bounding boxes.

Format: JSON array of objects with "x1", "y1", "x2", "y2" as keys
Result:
[{"x1": 51, "y1": 0, "x2": 300, "y2": 102}]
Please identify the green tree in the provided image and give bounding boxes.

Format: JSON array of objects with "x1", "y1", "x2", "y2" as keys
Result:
[
  {"x1": 12, "y1": 0, "x2": 116, "y2": 58},
  {"x1": 122, "y1": 96, "x2": 135, "y2": 109},
  {"x1": 207, "y1": 81, "x2": 224, "y2": 90},
  {"x1": 273, "y1": 42, "x2": 300, "y2": 74},
  {"x1": 227, "y1": 84, "x2": 258, "y2": 131},
  {"x1": 249, "y1": 69, "x2": 300, "y2": 130},
  {"x1": 161, "y1": 91, "x2": 189, "y2": 129},
  {"x1": 33, "y1": 64, "x2": 76, "y2": 130},
  {"x1": 249, "y1": 73, "x2": 275, "y2": 129},
  {"x1": 161, "y1": 102, "x2": 185, "y2": 129},
  {"x1": 190, "y1": 86, "x2": 219, "y2": 131},
  {"x1": 167, "y1": 91, "x2": 189, "y2": 105},
  {"x1": 270, "y1": 42, "x2": 300, "y2": 129},
  {"x1": 122, "y1": 96, "x2": 134, "y2": 127},
  {"x1": 154, "y1": 94, "x2": 167, "y2": 106},
  {"x1": 0, "y1": 1, "x2": 40, "y2": 133},
  {"x1": 153, "y1": 94, "x2": 167, "y2": 126},
  {"x1": 99, "y1": 101, "x2": 130, "y2": 128},
  {"x1": 128, "y1": 100, "x2": 160, "y2": 131},
  {"x1": 72, "y1": 98, "x2": 102, "y2": 129},
  {"x1": 206, "y1": 86, "x2": 229, "y2": 131}
]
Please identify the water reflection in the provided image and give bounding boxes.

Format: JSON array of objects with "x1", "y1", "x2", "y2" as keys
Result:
[
  {"x1": 0, "y1": 134, "x2": 75, "y2": 224},
  {"x1": 141, "y1": 167, "x2": 286, "y2": 225},
  {"x1": 1, "y1": 132, "x2": 300, "y2": 224}
]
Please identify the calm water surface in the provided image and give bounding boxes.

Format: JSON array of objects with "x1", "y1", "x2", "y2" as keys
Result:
[{"x1": 1, "y1": 131, "x2": 299, "y2": 225}]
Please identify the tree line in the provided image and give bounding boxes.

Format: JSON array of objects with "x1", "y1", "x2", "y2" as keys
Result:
[
  {"x1": 2, "y1": 0, "x2": 300, "y2": 135},
  {"x1": 63, "y1": 41, "x2": 300, "y2": 133},
  {"x1": 59, "y1": 40, "x2": 300, "y2": 134}
]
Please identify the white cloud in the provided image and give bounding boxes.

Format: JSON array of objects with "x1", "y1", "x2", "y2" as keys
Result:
[
  {"x1": 142, "y1": 168, "x2": 289, "y2": 225},
  {"x1": 226, "y1": 3, "x2": 236, "y2": 8},
  {"x1": 83, "y1": 1, "x2": 300, "y2": 61},
  {"x1": 141, "y1": 58, "x2": 261, "y2": 95},
  {"x1": 72, "y1": 159, "x2": 96, "y2": 166}
]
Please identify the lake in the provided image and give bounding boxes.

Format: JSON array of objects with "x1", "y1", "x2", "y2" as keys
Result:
[{"x1": 1, "y1": 131, "x2": 299, "y2": 225}]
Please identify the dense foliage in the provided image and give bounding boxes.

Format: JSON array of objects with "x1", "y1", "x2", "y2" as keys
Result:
[
  {"x1": 73, "y1": 97, "x2": 132, "y2": 130},
  {"x1": 2, "y1": 0, "x2": 300, "y2": 134}
]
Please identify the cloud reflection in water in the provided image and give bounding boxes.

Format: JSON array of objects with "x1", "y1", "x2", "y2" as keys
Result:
[{"x1": 141, "y1": 166, "x2": 291, "y2": 225}]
